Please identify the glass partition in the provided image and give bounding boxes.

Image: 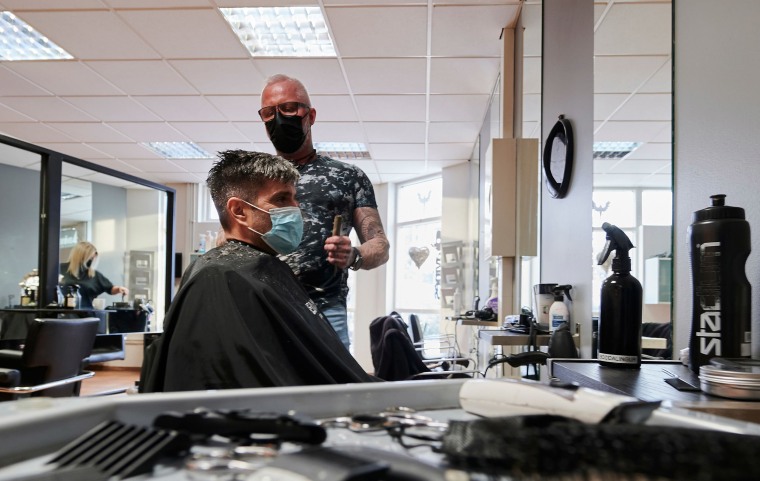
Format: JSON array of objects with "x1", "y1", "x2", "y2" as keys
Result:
[{"x1": 0, "y1": 133, "x2": 175, "y2": 333}]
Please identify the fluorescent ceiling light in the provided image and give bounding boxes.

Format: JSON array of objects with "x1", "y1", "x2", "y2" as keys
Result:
[
  {"x1": 0, "y1": 12, "x2": 73, "y2": 61},
  {"x1": 220, "y1": 7, "x2": 336, "y2": 57},
  {"x1": 315, "y1": 142, "x2": 371, "y2": 160},
  {"x1": 593, "y1": 141, "x2": 641, "y2": 160},
  {"x1": 142, "y1": 142, "x2": 214, "y2": 159}
]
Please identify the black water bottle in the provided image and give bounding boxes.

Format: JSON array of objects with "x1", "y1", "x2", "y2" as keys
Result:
[{"x1": 689, "y1": 194, "x2": 751, "y2": 373}]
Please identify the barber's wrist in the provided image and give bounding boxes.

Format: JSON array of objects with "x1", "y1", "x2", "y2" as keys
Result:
[{"x1": 349, "y1": 247, "x2": 364, "y2": 271}]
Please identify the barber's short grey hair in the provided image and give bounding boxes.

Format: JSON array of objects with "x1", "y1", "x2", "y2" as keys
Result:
[
  {"x1": 262, "y1": 74, "x2": 311, "y2": 105},
  {"x1": 207, "y1": 150, "x2": 299, "y2": 229}
]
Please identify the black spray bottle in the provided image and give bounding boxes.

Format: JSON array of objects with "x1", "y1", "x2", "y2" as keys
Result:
[{"x1": 596, "y1": 222, "x2": 643, "y2": 369}]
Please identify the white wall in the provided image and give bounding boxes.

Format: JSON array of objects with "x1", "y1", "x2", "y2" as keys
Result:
[
  {"x1": 673, "y1": 0, "x2": 760, "y2": 358},
  {"x1": 541, "y1": 0, "x2": 594, "y2": 355}
]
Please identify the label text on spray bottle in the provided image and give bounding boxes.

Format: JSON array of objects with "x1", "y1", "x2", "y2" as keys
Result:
[{"x1": 696, "y1": 242, "x2": 721, "y2": 356}]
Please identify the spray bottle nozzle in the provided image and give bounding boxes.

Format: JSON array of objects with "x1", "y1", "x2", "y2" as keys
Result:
[
  {"x1": 597, "y1": 222, "x2": 635, "y2": 272},
  {"x1": 551, "y1": 284, "x2": 573, "y2": 302}
]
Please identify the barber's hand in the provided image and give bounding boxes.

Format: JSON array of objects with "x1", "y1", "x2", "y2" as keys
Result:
[
  {"x1": 324, "y1": 235, "x2": 354, "y2": 269},
  {"x1": 114, "y1": 286, "x2": 129, "y2": 296}
]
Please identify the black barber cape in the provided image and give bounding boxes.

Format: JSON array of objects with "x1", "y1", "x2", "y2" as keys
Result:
[{"x1": 140, "y1": 240, "x2": 375, "y2": 392}]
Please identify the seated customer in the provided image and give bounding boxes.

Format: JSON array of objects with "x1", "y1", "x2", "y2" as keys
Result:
[{"x1": 140, "y1": 150, "x2": 374, "y2": 392}]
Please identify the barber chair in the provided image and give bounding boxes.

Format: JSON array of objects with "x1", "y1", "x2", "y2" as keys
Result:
[
  {"x1": 407, "y1": 313, "x2": 473, "y2": 369},
  {"x1": 0, "y1": 317, "x2": 100, "y2": 401},
  {"x1": 370, "y1": 314, "x2": 479, "y2": 381}
]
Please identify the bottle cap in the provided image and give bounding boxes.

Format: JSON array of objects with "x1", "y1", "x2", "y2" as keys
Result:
[{"x1": 693, "y1": 194, "x2": 745, "y2": 221}]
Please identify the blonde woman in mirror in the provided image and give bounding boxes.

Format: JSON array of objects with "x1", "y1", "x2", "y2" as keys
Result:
[{"x1": 60, "y1": 241, "x2": 128, "y2": 309}]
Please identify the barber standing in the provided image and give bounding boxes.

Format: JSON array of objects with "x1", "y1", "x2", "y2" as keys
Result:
[
  {"x1": 60, "y1": 241, "x2": 128, "y2": 309},
  {"x1": 260, "y1": 74, "x2": 390, "y2": 350}
]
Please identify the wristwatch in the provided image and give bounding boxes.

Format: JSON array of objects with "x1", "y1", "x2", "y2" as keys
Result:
[{"x1": 349, "y1": 247, "x2": 364, "y2": 271}]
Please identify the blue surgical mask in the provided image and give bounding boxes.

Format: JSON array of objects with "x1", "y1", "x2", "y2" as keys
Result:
[{"x1": 241, "y1": 199, "x2": 303, "y2": 254}]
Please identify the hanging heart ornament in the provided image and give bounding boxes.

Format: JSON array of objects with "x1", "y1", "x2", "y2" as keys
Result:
[{"x1": 408, "y1": 246, "x2": 430, "y2": 268}]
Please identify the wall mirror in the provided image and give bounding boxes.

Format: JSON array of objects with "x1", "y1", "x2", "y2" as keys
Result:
[
  {"x1": 0, "y1": 134, "x2": 174, "y2": 336},
  {"x1": 592, "y1": 2, "x2": 673, "y2": 340}
]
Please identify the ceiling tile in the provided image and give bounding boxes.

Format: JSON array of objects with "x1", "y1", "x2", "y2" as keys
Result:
[
  {"x1": 430, "y1": 58, "x2": 500, "y2": 94},
  {"x1": 309, "y1": 95, "x2": 358, "y2": 122},
  {"x1": 197, "y1": 142, "x2": 257, "y2": 157},
  {"x1": 46, "y1": 122, "x2": 133, "y2": 143},
  {"x1": 610, "y1": 159, "x2": 670, "y2": 174},
  {"x1": 253, "y1": 59, "x2": 347, "y2": 95},
  {"x1": 82, "y1": 142, "x2": 160, "y2": 159},
  {"x1": 149, "y1": 172, "x2": 207, "y2": 183},
  {"x1": 0, "y1": 122, "x2": 76, "y2": 143},
  {"x1": 432, "y1": 5, "x2": 519, "y2": 57},
  {"x1": 231, "y1": 122, "x2": 270, "y2": 143},
  {"x1": 640, "y1": 58, "x2": 672, "y2": 93},
  {"x1": 0, "y1": 103, "x2": 35, "y2": 122},
  {"x1": 133, "y1": 96, "x2": 226, "y2": 122},
  {"x1": 170, "y1": 60, "x2": 263, "y2": 95},
  {"x1": 595, "y1": 121, "x2": 670, "y2": 144},
  {"x1": 118, "y1": 9, "x2": 249, "y2": 59},
  {"x1": 76, "y1": 157, "x2": 143, "y2": 174},
  {"x1": 326, "y1": 6, "x2": 427, "y2": 57},
  {"x1": 354, "y1": 95, "x2": 425, "y2": 122},
  {"x1": 86, "y1": 60, "x2": 198, "y2": 95},
  {"x1": 213, "y1": 0, "x2": 316, "y2": 6},
  {"x1": 17, "y1": 11, "x2": 161, "y2": 60},
  {"x1": 343, "y1": 59, "x2": 426, "y2": 94},
  {"x1": 610, "y1": 93, "x2": 672, "y2": 122},
  {"x1": 594, "y1": 55, "x2": 670, "y2": 94},
  {"x1": 370, "y1": 144, "x2": 425, "y2": 160},
  {"x1": 0, "y1": 97, "x2": 96, "y2": 122},
  {"x1": 105, "y1": 123, "x2": 190, "y2": 143},
  {"x1": 594, "y1": 93, "x2": 630, "y2": 121},
  {"x1": 104, "y1": 0, "x2": 210, "y2": 6},
  {"x1": 312, "y1": 122, "x2": 367, "y2": 143},
  {"x1": 128, "y1": 158, "x2": 187, "y2": 173},
  {"x1": 0, "y1": 66, "x2": 53, "y2": 96},
  {"x1": 428, "y1": 143, "x2": 473, "y2": 160},
  {"x1": 429, "y1": 94, "x2": 489, "y2": 122},
  {"x1": 168, "y1": 122, "x2": 249, "y2": 143},
  {"x1": 626, "y1": 142, "x2": 672, "y2": 160},
  {"x1": 595, "y1": 3, "x2": 671, "y2": 56},
  {"x1": 37, "y1": 142, "x2": 111, "y2": 160},
  {"x1": 428, "y1": 122, "x2": 480, "y2": 144},
  {"x1": 363, "y1": 122, "x2": 426, "y2": 144},
  {"x1": 5, "y1": 62, "x2": 123, "y2": 96},
  {"x1": 65, "y1": 96, "x2": 161, "y2": 122},
  {"x1": 170, "y1": 158, "x2": 216, "y2": 174},
  {"x1": 1, "y1": 0, "x2": 106, "y2": 7},
  {"x1": 206, "y1": 96, "x2": 259, "y2": 122}
]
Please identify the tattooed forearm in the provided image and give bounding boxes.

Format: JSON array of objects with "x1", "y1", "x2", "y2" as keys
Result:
[{"x1": 354, "y1": 207, "x2": 390, "y2": 269}]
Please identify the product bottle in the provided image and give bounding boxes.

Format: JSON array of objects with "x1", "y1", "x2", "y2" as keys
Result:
[
  {"x1": 549, "y1": 285, "x2": 572, "y2": 332},
  {"x1": 64, "y1": 286, "x2": 77, "y2": 309},
  {"x1": 596, "y1": 222, "x2": 643, "y2": 369},
  {"x1": 485, "y1": 281, "x2": 499, "y2": 317},
  {"x1": 452, "y1": 288, "x2": 462, "y2": 316},
  {"x1": 198, "y1": 233, "x2": 207, "y2": 254},
  {"x1": 688, "y1": 194, "x2": 751, "y2": 373}
]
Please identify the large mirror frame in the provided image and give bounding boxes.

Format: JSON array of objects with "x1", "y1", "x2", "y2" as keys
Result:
[{"x1": 0, "y1": 133, "x2": 175, "y2": 326}]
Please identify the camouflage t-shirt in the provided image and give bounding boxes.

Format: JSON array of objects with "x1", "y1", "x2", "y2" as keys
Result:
[{"x1": 280, "y1": 155, "x2": 377, "y2": 308}]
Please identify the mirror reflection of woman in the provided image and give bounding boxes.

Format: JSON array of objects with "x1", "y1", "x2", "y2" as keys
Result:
[{"x1": 60, "y1": 241, "x2": 128, "y2": 309}]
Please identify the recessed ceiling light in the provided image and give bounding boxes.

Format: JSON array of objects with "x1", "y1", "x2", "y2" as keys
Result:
[
  {"x1": 0, "y1": 12, "x2": 73, "y2": 61},
  {"x1": 219, "y1": 7, "x2": 336, "y2": 57},
  {"x1": 593, "y1": 142, "x2": 641, "y2": 160},
  {"x1": 315, "y1": 142, "x2": 371, "y2": 160},
  {"x1": 142, "y1": 142, "x2": 214, "y2": 159}
]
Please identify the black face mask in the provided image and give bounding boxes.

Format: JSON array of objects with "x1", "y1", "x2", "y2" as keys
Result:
[
  {"x1": 265, "y1": 111, "x2": 308, "y2": 154},
  {"x1": 84, "y1": 259, "x2": 93, "y2": 269}
]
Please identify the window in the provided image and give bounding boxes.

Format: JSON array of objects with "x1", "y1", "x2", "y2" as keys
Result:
[
  {"x1": 591, "y1": 189, "x2": 672, "y2": 314},
  {"x1": 392, "y1": 177, "x2": 443, "y2": 335}
]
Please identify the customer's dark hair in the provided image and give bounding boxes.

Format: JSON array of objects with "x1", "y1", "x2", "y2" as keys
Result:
[{"x1": 207, "y1": 150, "x2": 299, "y2": 229}]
